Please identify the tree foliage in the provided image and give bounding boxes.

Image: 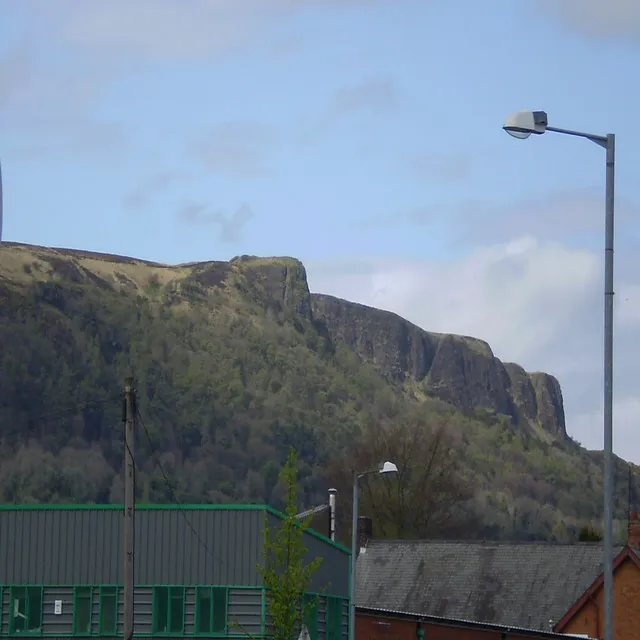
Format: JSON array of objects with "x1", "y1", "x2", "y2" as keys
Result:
[
  {"x1": 327, "y1": 409, "x2": 481, "y2": 542},
  {"x1": 259, "y1": 450, "x2": 323, "y2": 640},
  {"x1": 0, "y1": 250, "x2": 638, "y2": 543},
  {"x1": 578, "y1": 526, "x2": 603, "y2": 542}
]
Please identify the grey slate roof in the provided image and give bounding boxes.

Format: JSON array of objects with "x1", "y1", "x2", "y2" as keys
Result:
[{"x1": 355, "y1": 540, "x2": 626, "y2": 632}]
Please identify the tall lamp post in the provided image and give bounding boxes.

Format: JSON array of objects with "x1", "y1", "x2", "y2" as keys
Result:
[
  {"x1": 349, "y1": 461, "x2": 398, "y2": 640},
  {"x1": 503, "y1": 110, "x2": 615, "y2": 640}
]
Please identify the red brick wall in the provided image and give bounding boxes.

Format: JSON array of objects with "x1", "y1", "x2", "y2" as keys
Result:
[
  {"x1": 560, "y1": 556, "x2": 640, "y2": 640},
  {"x1": 356, "y1": 612, "x2": 554, "y2": 640}
]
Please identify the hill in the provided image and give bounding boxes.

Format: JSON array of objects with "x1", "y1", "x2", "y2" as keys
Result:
[{"x1": 0, "y1": 242, "x2": 637, "y2": 542}]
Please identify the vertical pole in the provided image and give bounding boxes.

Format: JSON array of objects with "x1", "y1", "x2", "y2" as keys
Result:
[
  {"x1": 124, "y1": 379, "x2": 136, "y2": 640},
  {"x1": 328, "y1": 488, "x2": 337, "y2": 542},
  {"x1": 349, "y1": 473, "x2": 359, "y2": 640},
  {"x1": 628, "y1": 463, "x2": 632, "y2": 525},
  {"x1": 0, "y1": 159, "x2": 4, "y2": 243},
  {"x1": 603, "y1": 132, "x2": 615, "y2": 640}
]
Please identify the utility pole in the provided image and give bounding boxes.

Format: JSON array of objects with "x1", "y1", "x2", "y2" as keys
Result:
[{"x1": 123, "y1": 379, "x2": 136, "y2": 640}]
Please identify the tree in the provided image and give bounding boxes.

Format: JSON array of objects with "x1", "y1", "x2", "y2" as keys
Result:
[
  {"x1": 259, "y1": 450, "x2": 323, "y2": 640},
  {"x1": 326, "y1": 410, "x2": 481, "y2": 541},
  {"x1": 578, "y1": 526, "x2": 603, "y2": 542}
]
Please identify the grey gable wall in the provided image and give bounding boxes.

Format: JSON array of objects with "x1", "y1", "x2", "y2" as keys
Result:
[{"x1": 263, "y1": 512, "x2": 349, "y2": 597}]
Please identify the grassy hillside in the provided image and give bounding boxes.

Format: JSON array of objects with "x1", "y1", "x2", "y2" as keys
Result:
[{"x1": 0, "y1": 243, "x2": 637, "y2": 542}]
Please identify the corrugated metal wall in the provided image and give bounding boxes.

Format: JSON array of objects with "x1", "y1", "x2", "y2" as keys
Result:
[
  {"x1": 0, "y1": 585, "x2": 264, "y2": 639},
  {"x1": 0, "y1": 506, "x2": 350, "y2": 638},
  {"x1": 0, "y1": 507, "x2": 264, "y2": 585},
  {"x1": 264, "y1": 594, "x2": 349, "y2": 640},
  {"x1": 228, "y1": 587, "x2": 264, "y2": 638},
  {"x1": 0, "y1": 507, "x2": 350, "y2": 594}
]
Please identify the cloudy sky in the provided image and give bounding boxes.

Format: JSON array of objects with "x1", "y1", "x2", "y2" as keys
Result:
[{"x1": 2, "y1": 0, "x2": 640, "y2": 462}]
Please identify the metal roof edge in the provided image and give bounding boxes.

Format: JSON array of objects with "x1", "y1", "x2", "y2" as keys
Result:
[
  {"x1": 356, "y1": 606, "x2": 595, "y2": 639},
  {"x1": 363, "y1": 538, "x2": 622, "y2": 548},
  {"x1": 0, "y1": 503, "x2": 351, "y2": 555},
  {"x1": 264, "y1": 505, "x2": 351, "y2": 555},
  {"x1": 0, "y1": 503, "x2": 268, "y2": 511}
]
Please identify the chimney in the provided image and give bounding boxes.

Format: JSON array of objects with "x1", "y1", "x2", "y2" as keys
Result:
[
  {"x1": 328, "y1": 488, "x2": 337, "y2": 542},
  {"x1": 628, "y1": 511, "x2": 640, "y2": 548},
  {"x1": 358, "y1": 516, "x2": 373, "y2": 554}
]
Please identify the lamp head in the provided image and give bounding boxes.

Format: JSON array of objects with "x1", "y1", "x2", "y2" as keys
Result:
[
  {"x1": 503, "y1": 110, "x2": 548, "y2": 139},
  {"x1": 378, "y1": 461, "x2": 398, "y2": 475}
]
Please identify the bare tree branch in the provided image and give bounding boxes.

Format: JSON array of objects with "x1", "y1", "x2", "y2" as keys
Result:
[{"x1": 325, "y1": 409, "x2": 481, "y2": 542}]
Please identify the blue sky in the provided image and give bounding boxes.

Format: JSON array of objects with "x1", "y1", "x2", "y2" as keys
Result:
[{"x1": 2, "y1": 0, "x2": 640, "y2": 463}]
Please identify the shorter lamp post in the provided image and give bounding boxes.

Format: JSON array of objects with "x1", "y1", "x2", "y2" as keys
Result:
[{"x1": 349, "y1": 461, "x2": 398, "y2": 640}]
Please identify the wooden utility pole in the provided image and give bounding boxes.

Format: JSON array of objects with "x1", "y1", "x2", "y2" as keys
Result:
[{"x1": 124, "y1": 379, "x2": 136, "y2": 640}]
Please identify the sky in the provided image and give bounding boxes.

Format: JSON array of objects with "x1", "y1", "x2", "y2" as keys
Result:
[{"x1": 2, "y1": 0, "x2": 640, "y2": 462}]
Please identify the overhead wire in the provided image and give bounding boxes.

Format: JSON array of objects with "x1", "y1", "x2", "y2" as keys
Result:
[
  {"x1": 11, "y1": 392, "x2": 123, "y2": 426},
  {"x1": 135, "y1": 407, "x2": 218, "y2": 563}
]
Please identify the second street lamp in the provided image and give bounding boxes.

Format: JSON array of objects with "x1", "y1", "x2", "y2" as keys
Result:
[
  {"x1": 503, "y1": 109, "x2": 615, "y2": 640},
  {"x1": 349, "y1": 461, "x2": 398, "y2": 640}
]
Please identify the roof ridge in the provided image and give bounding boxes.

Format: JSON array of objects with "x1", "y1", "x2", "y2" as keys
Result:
[{"x1": 366, "y1": 539, "x2": 619, "y2": 546}]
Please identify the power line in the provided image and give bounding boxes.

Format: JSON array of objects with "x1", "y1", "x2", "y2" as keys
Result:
[
  {"x1": 135, "y1": 408, "x2": 218, "y2": 563},
  {"x1": 14, "y1": 393, "x2": 122, "y2": 426}
]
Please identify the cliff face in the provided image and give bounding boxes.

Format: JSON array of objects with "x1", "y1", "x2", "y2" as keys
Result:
[
  {"x1": 186, "y1": 255, "x2": 313, "y2": 321},
  {"x1": 0, "y1": 243, "x2": 618, "y2": 540},
  {"x1": 0, "y1": 243, "x2": 567, "y2": 441},
  {"x1": 311, "y1": 294, "x2": 567, "y2": 439}
]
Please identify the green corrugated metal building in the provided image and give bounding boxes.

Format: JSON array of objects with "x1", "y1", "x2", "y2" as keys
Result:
[{"x1": 0, "y1": 504, "x2": 350, "y2": 639}]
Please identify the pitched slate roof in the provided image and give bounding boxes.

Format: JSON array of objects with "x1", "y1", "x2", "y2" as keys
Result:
[{"x1": 355, "y1": 540, "x2": 626, "y2": 632}]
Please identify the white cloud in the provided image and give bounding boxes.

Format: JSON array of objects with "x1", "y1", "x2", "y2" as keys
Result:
[
  {"x1": 310, "y1": 236, "x2": 598, "y2": 365},
  {"x1": 306, "y1": 234, "x2": 640, "y2": 463},
  {"x1": 405, "y1": 152, "x2": 471, "y2": 184},
  {"x1": 330, "y1": 77, "x2": 397, "y2": 114},
  {"x1": 177, "y1": 202, "x2": 254, "y2": 243},
  {"x1": 21, "y1": 0, "x2": 386, "y2": 62},
  {"x1": 0, "y1": 45, "x2": 126, "y2": 159},
  {"x1": 538, "y1": 0, "x2": 640, "y2": 41},
  {"x1": 2, "y1": 0, "x2": 391, "y2": 156},
  {"x1": 189, "y1": 121, "x2": 276, "y2": 179},
  {"x1": 295, "y1": 76, "x2": 398, "y2": 145},
  {"x1": 448, "y1": 189, "x2": 640, "y2": 246},
  {"x1": 61, "y1": 0, "x2": 268, "y2": 61},
  {"x1": 573, "y1": 398, "x2": 640, "y2": 459}
]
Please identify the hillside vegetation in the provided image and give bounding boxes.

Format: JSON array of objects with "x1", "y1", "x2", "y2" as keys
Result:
[{"x1": 0, "y1": 242, "x2": 637, "y2": 542}]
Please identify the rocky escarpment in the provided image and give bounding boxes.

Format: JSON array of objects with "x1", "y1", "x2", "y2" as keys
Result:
[
  {"x1": 230, "y1": 255, "x2": 313, "y2": 321},
  {"x1": 0, "y1": 243, "x2": 566, "y2": 441},
  {"x1": 311, "y1": 294, "x2": 566, "y2": 439},
  {"x1": 529, "y1": 371, "x2": 566, "y2": 437},
  {"x1": 186, "y1": 255, "x2": 313, "y2": 321}
]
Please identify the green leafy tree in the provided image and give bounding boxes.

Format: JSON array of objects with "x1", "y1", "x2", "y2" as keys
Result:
[
  {"x1": 3, "y1": 247, "x2": 640, "y2": 541},
  {"x1": 259, "y1": 450, "x2": 323, "y2": 640},
  {"x1": 578, "y1": 526, "x2": 603, "y2": 542}
]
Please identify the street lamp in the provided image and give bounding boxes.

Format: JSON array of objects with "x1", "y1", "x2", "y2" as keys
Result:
[
  {"x1": 349, "y1": 461, "x2": 398, "y2": 640},
  {"x1": 503, "y1": 110, "x2": 615, "y2": 640}
]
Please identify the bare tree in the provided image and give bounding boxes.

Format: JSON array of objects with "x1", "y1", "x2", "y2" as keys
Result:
[{"x1": 326, "y1": 410, "x2": 480, "y2": 541}]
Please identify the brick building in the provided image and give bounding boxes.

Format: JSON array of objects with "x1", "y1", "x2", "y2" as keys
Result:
[
  {"x1": 356, "y1": 607, "x2": 592, "y2": 640},
  {"x1": 553, "y1": 513, "x2": 640, "y2": 639}
]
